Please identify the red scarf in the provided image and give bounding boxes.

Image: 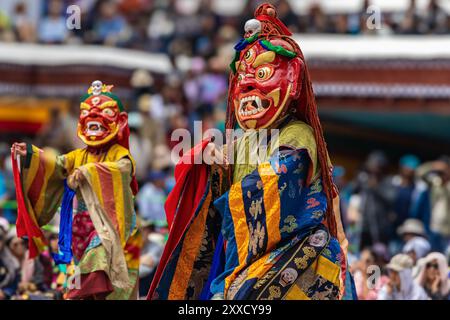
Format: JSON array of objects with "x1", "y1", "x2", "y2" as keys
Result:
[{"x1": 11, "y1": 152, "x2": 46, "y2": 258}]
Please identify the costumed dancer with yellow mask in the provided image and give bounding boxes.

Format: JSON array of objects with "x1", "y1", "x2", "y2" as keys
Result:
[{"x1": 11, "y1": 81, "x2": 140, "y2": 299}]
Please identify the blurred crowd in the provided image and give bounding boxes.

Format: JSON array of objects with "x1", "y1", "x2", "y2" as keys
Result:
[
  {"x1": 0, "y1": 0, "x2": 450, "y2": 52},
  {"x1": 0, "y1": 0, "x2": 449, "y2": 300},
  {"x1": 342, "y1": 152, "x2": 450, "y2": 300},
  {"x1": 2, "y1": 145, "x2": 449, "y2": 300},
  {"x1": 2, "y1": 113, "x2": 450, "y2": 301}
]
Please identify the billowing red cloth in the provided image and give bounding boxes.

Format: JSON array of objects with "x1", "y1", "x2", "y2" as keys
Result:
[
  {"x1": 147, "y1": 139, "x2": 210, "y2": 299},
  {"x1": 11, "y1": 152, "x2": 46, "y2": 258},
  {"x1": 66, "y1": 271, "x2": 113, "y2": 299}
]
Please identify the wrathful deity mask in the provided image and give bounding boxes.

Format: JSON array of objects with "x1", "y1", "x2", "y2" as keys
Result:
[
  {"x1": 77, "y1": 81, "x2": 128, "y2": 147},
  {"x1": 232, "y1": 38, "x2": 303, "y2": 131}
]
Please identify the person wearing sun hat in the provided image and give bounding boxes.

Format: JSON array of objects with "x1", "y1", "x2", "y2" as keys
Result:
[
  {"x1": 414, "y1": 252, "x2": 449, "y2": 300},
  {"x1": 398, "y1": 218, "x2": 427, "y2": 239},
  {"x1": 378, "y1": 253, "x2": 429, "y2": 300},
  {"x1": 398, "y1": 218, "x2": 431, "y2": 264}
]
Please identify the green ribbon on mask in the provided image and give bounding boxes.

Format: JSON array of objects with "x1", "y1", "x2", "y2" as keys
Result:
[{"x1": 259, "y1": 40, "x2": 297, "y2": 59}]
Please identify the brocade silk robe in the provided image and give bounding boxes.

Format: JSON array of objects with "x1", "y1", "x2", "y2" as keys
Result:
[
  {"x1": 151, "y1": 120, "x2": 355, "y2": 300},
  {"x1": 18, "y1": 143, "x2": 140, "y2": 299}
]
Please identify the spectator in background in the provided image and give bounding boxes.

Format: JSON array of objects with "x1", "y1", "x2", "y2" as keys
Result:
[
  {"x1": 183, "y1": 57, "x2": 205, "y2": 110},
  {"x1": 137, "y1": 94, "x2": 165, "y2": 145},
  {"x1": 92, "y1": 0, "x2": 130, "y2": 46},
  {"x1": 44, "y1": 232, "x2": 63, "y2": 289},
  {"x1": 392, "y1": 155, "x2": 430, "y2": 251},
  {"x1": 357, "y1": 0, "x2": 376, "y2": 35},
  {"x1": 38, "y1": 0, "x2": 68, "y2": 44},
  {"x1": 193, "y1": 12, "x2": 216, "y2": 57},
  {"x1": 372, "y1": 242, "x2": 390, "y2": 271},
  {"x1": 64, "y1": 102, "x2": 86, "y2": 151},
  {"x1": 128, "y1": 112, "x2": 152, "y2": 182},
  {"x1": 355, "y1": 151, "x2": 397, "y2": 250},
  {"x1": 398, "y1": 218, "x2": 431, "y2": 264},
  {"x1": 12, "y1": 2, "x2": 35, "y2": 42},
  {"x1": 0, "y1": 217, "x2": 8, "y2": 235},
  {"x1": 414, "y1": 252, "x2": 450, "y2": 300},
  {"x1": 0, "y1": 219, "x2": 19, "y2": 300},
  {"x1": 276, "y1": 0, "x2": 297, "y2": 32},
  {"x1": 36, "y1": 107, "x2": 75, "y2": 154},
  {"x1": 332, "y1": 166, "x2": 350, "y2": 225},
  {"x1": 151, "y1": 144, "x2": 173, "y2": 174},
  {"x1": 423, "y1": 0, "x2": 448, "y2": 34},
  {"x1": 378, "y1": 253, "x2": 429, "y2": 300},
  {"x1": 0, "y1": 144, "x2": 8, "y2": 203},
  {"x1": 0, "y1": 8, "x2": 15, "y2": 42},
  {"x1": 5, "y1": 231, "x2": 27, "y2": 296},
  {"x1": 130, "y1": 69, "x2": 156, "y2": 109},
  {"x1": 196, "y1": 58, "x2": 228, "y2": 106},
  {"x1": 7, "y1": 229, "x2": 53, "y2": 296},
  {"x1": 138, "y1": 220, "x2": 164, "y2": 298},
  {"x1": 333, "y1": 14, "x2": 349, "y2": 34},
  {"x1": 417, "y1": 156, "x2": 450, "y2": 252},
  {"x1": 352, "y1": 248, "x2": 389, "y2": 300},
  {"x1": 307, "y1": 3, "x2": 329, "y2": 33},
  {"x1": 396, "y1": 0, "x2": 422, "y2": 34},
  {"x1": 137, "y1": 171, "x2": 167, "y2": 223},
  {"x1": 0, "y1": 0, "x2": 448, "y2": 48},
  {"x1": 0, "y1": 144, "x2": 15, "y2": 223},
  {"x1": 146, "y1": 3, "x2": 176, "y2": 53}
]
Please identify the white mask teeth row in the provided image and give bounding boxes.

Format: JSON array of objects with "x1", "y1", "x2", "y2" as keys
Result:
[
  {"x1": 85, "y1": 121, "x2": 105, "y2": 135},
  {"x1": 239, "y1": 96, "x2": 262, "y2": 116},
  {"x1": 239, "y1": 107, "x2": 264, "y2": 117}
]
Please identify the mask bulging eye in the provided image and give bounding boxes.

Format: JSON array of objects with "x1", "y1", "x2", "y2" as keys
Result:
[
  {"x1": 102, "y1": 108, "x2": 115, "y2": 117},
  {"x1": 80, "y1": 110, "x2": 89, "y2": 117},
  {"x1": 256, "y1": 66, "x2": 274, "y2": 81},
  {"x1": 243, "y1": 48, "x2": 256, "y2": 64}
]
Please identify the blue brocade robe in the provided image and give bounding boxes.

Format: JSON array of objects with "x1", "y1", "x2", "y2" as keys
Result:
[{"x1": 151, "y1": 120, "x2": 356, "y2": 300}]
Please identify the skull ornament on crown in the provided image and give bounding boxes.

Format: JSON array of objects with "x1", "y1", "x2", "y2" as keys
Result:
[
  {"x1": 77, "y1": 81, "x2": 129, "y2": 148},
  {"x1": 228, "y1": 4, "x2": 306, "y2": 131}
]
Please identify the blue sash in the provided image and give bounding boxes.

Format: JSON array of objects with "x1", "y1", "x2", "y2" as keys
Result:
[{"x1": 51, "y1": 180, "x2": 75, "y2": 265}]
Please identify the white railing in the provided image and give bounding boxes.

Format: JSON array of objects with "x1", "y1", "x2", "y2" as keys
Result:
[
  {"x1": 1, "y1": 35, "x2": 450, "y2": 72},
  {"x1": 0, "y1": 42, "x2": 173, "y2": 73}
]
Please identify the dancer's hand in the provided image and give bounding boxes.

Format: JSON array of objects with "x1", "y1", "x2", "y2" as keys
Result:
[
  {"x1": 68, "y1": 169, "x2": 84, "y2": 189},
  {"x1": 11, "y1": 142, "x2": 27, "y2": 159},
  {"x1": 205, "y1": 142, "x2": 229, "y2": 169}
]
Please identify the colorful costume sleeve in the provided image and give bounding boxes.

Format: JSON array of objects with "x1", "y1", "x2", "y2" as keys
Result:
[
  {"x1": 13, "y1": 144, "x2": 67, "y2": 258},
  {"x1": 148, "y1": 140, "x2": 224, "y2": 300},
  {"x1": 77, "y1": 157, "x2": 136, "y2": 290}
]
